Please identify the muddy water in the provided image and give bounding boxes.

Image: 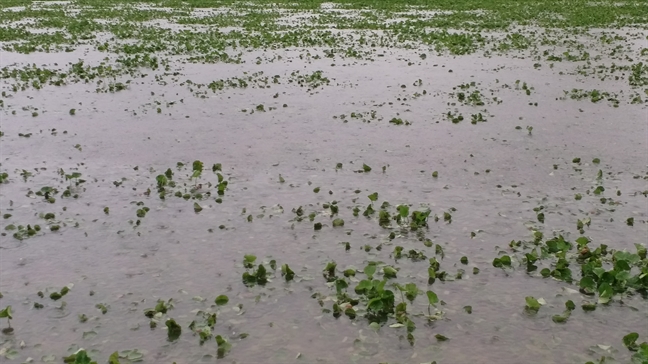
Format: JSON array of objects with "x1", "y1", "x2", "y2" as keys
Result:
[{"x1": 1, "y1": 13, "x2": 647, "y2": 364}]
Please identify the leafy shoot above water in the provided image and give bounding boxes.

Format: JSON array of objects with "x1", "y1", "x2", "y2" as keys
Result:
[
  {"x1": 282, "y1": 264, "x2": 295, "y2": 281},
  {"x1": 524, "y1": 296, "x2": 541, "y2": 313},
  {"x1": 166, "y1": 318, "x2": 181, "y2": 341},
  {"x1": 0, "y1": 306, "x2": 13, "y2": 334}
]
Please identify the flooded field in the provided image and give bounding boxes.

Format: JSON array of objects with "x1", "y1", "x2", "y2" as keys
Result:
[{"x1": 0, "y1": 0, "x2": 647, "y2": 363}]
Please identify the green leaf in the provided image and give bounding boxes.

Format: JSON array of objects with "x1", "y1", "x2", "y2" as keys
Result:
[
  {"x1": 108, "y1": 352, "x2": 120, "y2": 364},
  {"x1": 383, "y1": 266, "x2": 398, "y2": 279},
  {"x1": 623, "y1": 332, "x2": 639, "y2": 348},
  {"x1": 598, "y1": 282, "x2": 613, "y2": 304},
  {"x1": 281, "y1": 264, "x2": 295, "y2": 281},
  {"x1": 332, "y1": 218, "x2": 345, "y2": 227},
  {"x1": 435, "y1": 334, "x2": 449, "y2": 341},
  {"x1": 615, "y1": 270, "x2": 630, "y2": 281},
  {"x1": 405, "y1": 282, "x2": 418, "y2": 294},
  {"x1": 463, "y1": 306, "x2": 472, "y2": 314},
  {"x1": 575, "y1": 236, "x2": 589, "y2": 247},
  {"x1": 565, "y1": 300, "x2": 575, "y2": 311},
  {"x1": 368, "y1": 192, "x2": 378, "y2": 202},
  {"x1": 634, "y1": 343, "x2": 648, "y2": 362},
  {"x1": 428, "y1": 267, "x2": 436, "y2": 279},
  {"x1": 215, "y1": 335, "x2": 232, "y2": 358},
  {"x1": 192, "y1": 160, "x2": 203, "y2": 173},
  {"x1": 193, "y1": 203, "x2": 203, "y2": 213},
  {"x1": 64, "y1": 350, "x2": 97, "y2": 364},
  {"x1": 397, "y1": 205, "x2": 409, "y2": 218},
  {"x1": 215, "y1": 295, "x2": 229, "y2": 306},
  {"x1": 552, "y1": 311, "x2": 570, "y2": 323},
  {"x1": 166, "y1": 318, "x2": 181, "y2": 341},
  {"x1": 95, "y1": 303, "x2": 108, "y2": 314},
  {"x1": 154, "y1": 300, "x2": 168, "y2": 314},
  {"x1": 615, "y1": 259, "x2": 631, "y2": 271},
  {"x1": 156, "y1": 174, "x2": 168, "y2": 187},
  {"x1": 525, "y1": 296, "x2": 541, "y2": 312},
  {"x1": 364, "y1": 263, "x2": 376, "y2": 279},
  {"x1": 121, "y1": 349, "x2": 144, "y2": 362},
  {"x1": 362, "y1": 164, "x2": 372, "y2": 172},
  {"x1": 335, "y1": 278, "x2": 348, "y2": 293},
  {"x1": 0, "y1": 306, "x2": 12, "y2": 319},
  {"x1": 426, "y1": 291, "x2": 439, "y2": 306},
  {"x1": 580, "y1": 276, "x2": 596, "y2": 293},
  {"x1": 582, "y1": 302, "x2": 596, "y2": 311},
  {"x1": 493, "y1": 255, "x2": 512, "y2": 268},
  {"x1": 344, "y1": 307, "x2": 356, "y2": 319},
  {"x1": 256, "y1": 264, "x2": 268, "y2": 284},
  {"x1": 207, "y1": 313, "x2": 217, "y2": 327},
  {"x1": 614, "y1": 251, "x2": 641, "y2": 264}
]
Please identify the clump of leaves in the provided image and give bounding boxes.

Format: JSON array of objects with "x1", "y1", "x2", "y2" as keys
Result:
[
  {"x1": 50, "y1": 286, "x2": 70, "y2": 301},
  {"x1": 242, "y1": 263, "x2": 268, "y2": 286},
  {"x1": 144, "y1": 299, "x2": 173, "y2": 318},
  {"x1": 355, "y1": 279, "x2": 396, "y2": 322},
  {"x1": 389, "y1": 117, "x2": 410, "y2": 125},
  {"x1": 492, "y1": 255, "x2": 512, "y2": 268},
  {"x1": 95, "y1": 303, "x2": 108, "y2": 314},
  {"x1": 189, "y1": 311, "x2": 217, "y2": 344},
  {"x1": 409, "y1": 209, "x2": 431, "y2": 229},
  {"x1": 623, "y1": 332, "x2": 648, "y2": 362},
  {"x1": 63, "y1": 350, "x2": 97, "y2": 364}
]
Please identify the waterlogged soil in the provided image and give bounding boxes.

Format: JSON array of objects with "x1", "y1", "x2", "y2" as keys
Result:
[{"x1": 0, "y1": 1, "x2": 647, "y2": 363}]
